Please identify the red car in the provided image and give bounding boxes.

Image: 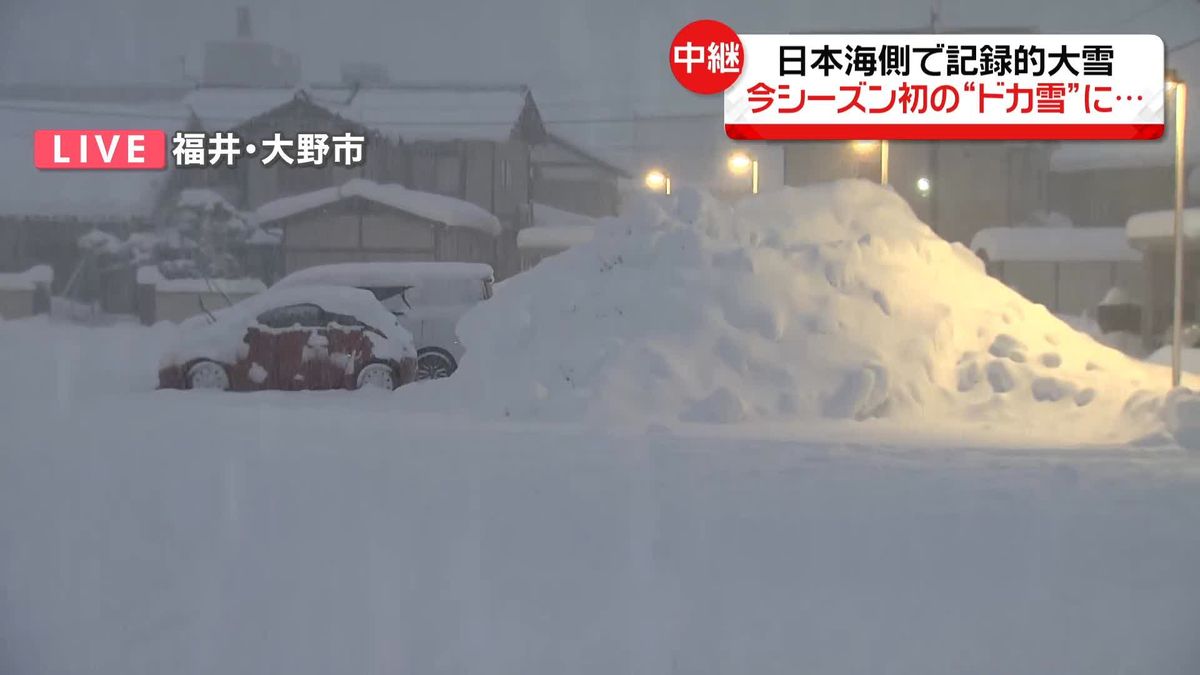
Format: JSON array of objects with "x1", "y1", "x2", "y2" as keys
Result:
[{"x1": 158, "y1": 285, "x2": 417, "y2": 391}]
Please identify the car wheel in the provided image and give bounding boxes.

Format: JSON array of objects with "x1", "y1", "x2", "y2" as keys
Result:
[
  {"x1": 416, "y1": 349, "x2": 457, "y2": 381},
  {"x1": 186, "y1": 360, "x2": 230, "y2": 391},
  {"x1": 356, "y1": 362, "x2": 397, "y2": 390}
]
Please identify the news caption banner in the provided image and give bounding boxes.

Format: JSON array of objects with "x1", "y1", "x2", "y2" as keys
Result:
[
  {"x1": 669, "y1": 20, "x2": 1167, "y2": 141},
  {"x1": 33, "y1": 130, "x2": 368, "y2": 170}
]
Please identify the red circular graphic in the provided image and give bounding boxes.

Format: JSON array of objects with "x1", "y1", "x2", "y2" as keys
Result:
[{"x1": 669, "y1": 20, "x2": 743, "y2": 95}]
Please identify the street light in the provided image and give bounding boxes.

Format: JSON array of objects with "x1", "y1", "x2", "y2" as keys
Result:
[
  {"x1": 645, "y1": 169, "x2": 671, "y2": 195},
  {"x1": 727, "y1": 151, "x2": 759, "y2": 194},
  {"x1": 850, "y1": 139, "x2": 889, "y2": 186},
  {"x1": 916, "y1": 176, "x2": 932, "y2": 196},
  {"x1": 1167, "y1": 68, "x2": 1189, "y2": 388}
]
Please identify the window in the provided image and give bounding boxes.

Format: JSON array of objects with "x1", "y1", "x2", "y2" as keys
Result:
[
  {"x1": 256, "y1": 303, "x2": 325, "y2": 328},
  {"x1": 500, "y1": 159, "x2": 512, "y2": 188},
  {"x1": 362, "y1": 286, "x2": 413, "y2": 308},
  {"x1": 323, "y1": 311, "x2": 364, "y2": 327}
]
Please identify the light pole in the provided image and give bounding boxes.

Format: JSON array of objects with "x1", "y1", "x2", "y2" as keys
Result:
[
  {"x1": 1168, "y1": 69, "x2": 1189, "y2": 388},
  {"x1": 727, "y1": 151, "x2": 759, "y2": 194},
  {"x1": 851, "y1": 140, "x2": 889, "y2": 186},
  {"x1": 645, "y1": 169, "x2": 671, "y2": 196},
  {"x1": 880, "y1": 139, "x2": 890, "y2": 186}
]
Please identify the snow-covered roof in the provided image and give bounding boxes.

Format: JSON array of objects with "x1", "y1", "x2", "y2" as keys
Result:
[
  {"x1": 0, "y1": 264, "x2": 53, "y2": 291},
  {"x1": 182, "y1": 87, "x2": 302, "y2": 130},
  {"x1": 315, "y1": 86, "x2": 534, "y2": 143},
  {"x1": 0, "y1": 100, "x2": 181, "y2": 219},
  {"x1": 274, "y1": 262, "x2": 494, "y2": 290},
  {"x1": 184, "y1": 85, "x2": 538, "y2": 143},
  {"x1": 1126, "y1": 207, "x2": 1200, "y2": 243},
  {"x1": 254, "y1": 178, "x2": 501, "y2": 235},
  {"x1": 970, "y1": 227, "x2": 1140, "y2": 263}
]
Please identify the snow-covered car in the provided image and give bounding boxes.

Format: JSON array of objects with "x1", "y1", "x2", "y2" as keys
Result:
[
  {"x1": 271, "y1": 262, "x2": 494, "y2": 380},
  {"x1": 158, "y1": 285, "x2": 417, "y2": 391}
]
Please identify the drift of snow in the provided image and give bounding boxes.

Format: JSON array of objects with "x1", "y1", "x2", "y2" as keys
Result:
[{"x1": 404, "y1": 181, "x2": 1190, "y2": 443}]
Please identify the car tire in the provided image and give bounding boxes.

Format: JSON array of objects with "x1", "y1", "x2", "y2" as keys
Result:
[
  {"x1": 416, "y1": 348, "x2": 457, "y2": 381},
  {"x1": 356, "y1": 362, "x2": 398, "y2": 390},
  {"x1": 186, "y1": 360, "x2": 231, "y2": 391}
]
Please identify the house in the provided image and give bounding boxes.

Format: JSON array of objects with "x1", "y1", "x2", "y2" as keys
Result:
[
  {"x1": 254, "y1": 178, "x2": 500, "y2": 275},
  {"x1": 178, "y1": 82, "x2": 548, "y2": 278},
  {"x1": 970, "y1": 226, "x2": 1142, "y2": 316},
  {"x1": 531, "y1": 131, "x2": 629, "y2": 217},
  {"x1": 1049, "y1": 139, "x2": 1198, "y2": 229},
  {"x1": 0, "y1": 99, "x2": 182, "y2": 308},
  {"x1": 1125, "y1": 208, "x2": 1200, "y2": 348}
]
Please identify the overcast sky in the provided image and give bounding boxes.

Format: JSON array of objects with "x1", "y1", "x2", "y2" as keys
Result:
[
  {"x1": 1, "y1": 0, "x2": 1197, "y2": 114},
  {"x1": 1, "y1": 0, "x2": 1195, "y2": 180}
]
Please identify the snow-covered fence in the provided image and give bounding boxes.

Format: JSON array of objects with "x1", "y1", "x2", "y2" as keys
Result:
[
  {"x1": 0, "y1": 265, "x2": 52, "y2": 319},
  {"x1": 136, "y1": 266, "x2": 266, "y2": 324}
]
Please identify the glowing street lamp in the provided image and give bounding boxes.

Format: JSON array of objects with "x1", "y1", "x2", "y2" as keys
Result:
[
  {"x1": 850, "y1": 139, "x2": 889, "y2": 185},
  {"x1": 727, "y1": 151, "x2": 759, "y2": 194},
  {"x1": 645, "y1": 169, "x2": 671, "y2": 195},
  {"x1": 915, "y1": 176, "x2": 932, "y2": 196},
  {"x1": 1167, "y1": 68, "x2": 1189, "y2": 388}
]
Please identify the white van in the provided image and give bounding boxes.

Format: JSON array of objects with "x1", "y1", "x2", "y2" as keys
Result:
[{"x1": 272, "y1": 262, "x2": 494, "y2": 380}]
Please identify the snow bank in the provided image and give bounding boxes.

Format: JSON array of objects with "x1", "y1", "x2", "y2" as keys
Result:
[
  {"x1": 1147, "y1": 346, "x2": 1200, "y2": 374},
  {"x1": 405, "y1": 181, "x2": 1187, "y2": 442},
  {"x1": 0, "y1": 264, "x2": 53, "y2": 291},
  {"x1": 255, "y1": 178, "x2": 501, "y2": 235}
]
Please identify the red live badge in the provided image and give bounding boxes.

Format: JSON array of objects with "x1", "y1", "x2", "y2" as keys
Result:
[{"x1": 669, "y1": 20, "x2": 743, "y2": 95}]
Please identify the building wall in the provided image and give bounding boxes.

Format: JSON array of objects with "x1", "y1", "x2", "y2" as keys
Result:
[
  {"x1": 991, "y1": 259, "x2": 1144, "y2": 316},
  {"x1": 531, "y1": 141, "x2": 622, "y2": 217},
  {"x1": 0, "y1": 288, "x2": 36, "y2": 319},
  {"x1": 1049, "y1": 166, "x2": 1188, "y2": 229},
  {"x1": 279, "y1": 197, "x2": 496, "y2": 275},
  {"x1": 783, "y1": 141, "x2": 1049, "y2": 244}
]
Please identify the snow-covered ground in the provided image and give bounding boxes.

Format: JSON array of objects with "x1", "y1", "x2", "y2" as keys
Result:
[
  {"x1": 5, "y1": 182, "x2": 1200, "y2": 674},
  {"x1": 3, "y1": 316, "x2": 1200, "y2": 675}
]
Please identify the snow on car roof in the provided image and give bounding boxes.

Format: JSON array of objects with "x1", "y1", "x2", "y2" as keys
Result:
[
  {"x1": 970, "y1": 227, "x2": 1140, "y2": 263},
  {"x1": 215, "y1": 285, "x2": 405, "y2": 328},
  {"x1": 274, "y1": 262, "x2": 494, "y2": 290},
  {"x1": 254, "y1": 178, "x2": 502, "y2": 236}
]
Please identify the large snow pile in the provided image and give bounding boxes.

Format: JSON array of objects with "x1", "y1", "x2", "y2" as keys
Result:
[{"x1": 406, "y1": 181, "x2": 1190, "y2": 442}]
